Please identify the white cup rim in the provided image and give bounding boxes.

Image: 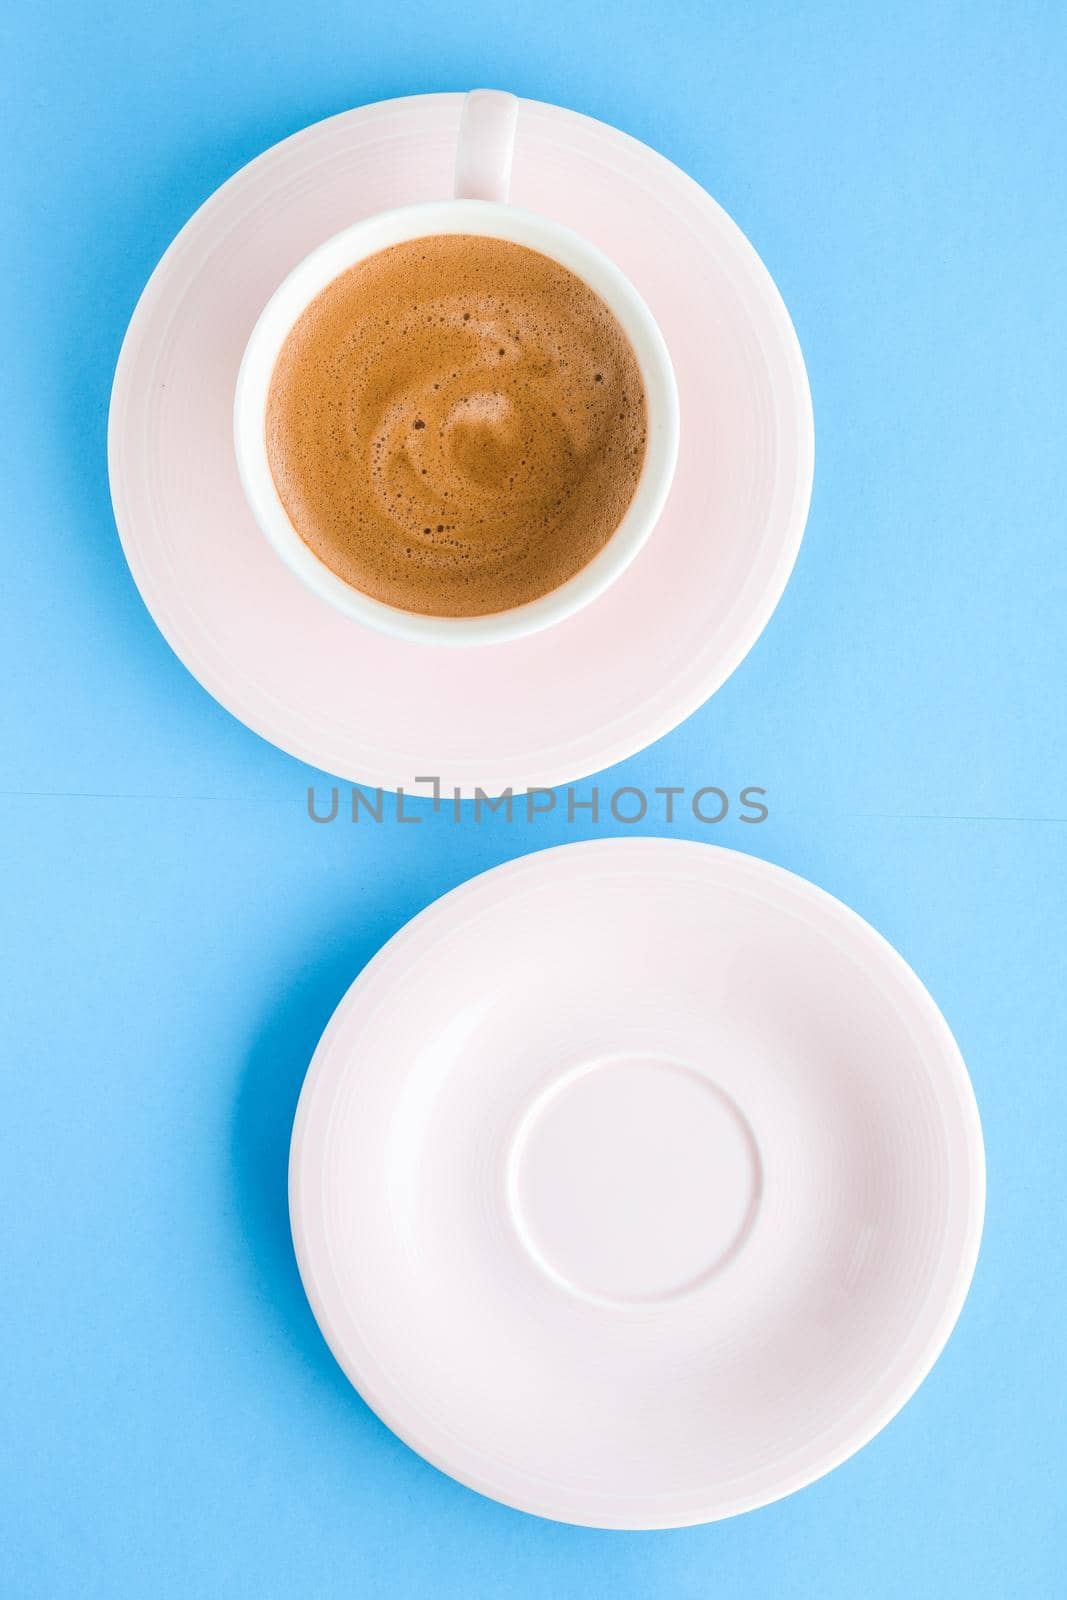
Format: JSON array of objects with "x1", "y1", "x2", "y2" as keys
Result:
[{"x1": 234, "y1": 198, "x2": 679, "y2": 646}]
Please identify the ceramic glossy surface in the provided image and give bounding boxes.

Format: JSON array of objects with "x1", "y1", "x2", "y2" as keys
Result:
[
  {"x1": 289, "y1": 839, "x2": 984, "y2": 1527},
  {"x1": 109, "y1": 93, "x2": 813, "y2": 791}
]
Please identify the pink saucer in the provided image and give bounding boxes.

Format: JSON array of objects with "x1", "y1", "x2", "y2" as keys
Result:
[
  {"x1": 109, "y1": 94, "x2": 813, "y2": 792},
  {"x1": 289, "y1": 839, "x2": 984, "y2": 1528}
]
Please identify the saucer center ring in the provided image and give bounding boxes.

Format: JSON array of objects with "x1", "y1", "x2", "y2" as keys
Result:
[{"x1": 507, "y1": 1054, "x2": 762, "y2": 1306}]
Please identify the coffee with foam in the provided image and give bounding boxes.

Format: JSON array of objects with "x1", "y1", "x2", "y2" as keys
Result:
[{"x1": 265, "y1": 234, "x2": 647, "y2": 617}]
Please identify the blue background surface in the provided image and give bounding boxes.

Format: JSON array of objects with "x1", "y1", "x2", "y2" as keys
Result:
[{"x1": 3, "y1": 2, "x2": 1065, "y2": 1594}]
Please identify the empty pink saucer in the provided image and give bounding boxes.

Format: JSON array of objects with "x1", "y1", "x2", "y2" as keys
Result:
[
  {"x1": 289, "y1": 839, "x2": 985, "y2": 1527},
  {"x1": 109, "y1": 93, "x2": 813, "y2": 792}
]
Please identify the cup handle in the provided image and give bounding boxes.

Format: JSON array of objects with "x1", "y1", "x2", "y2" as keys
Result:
[{"x1": 453, "y1": 89, "x2": 518, "y2": 203}]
